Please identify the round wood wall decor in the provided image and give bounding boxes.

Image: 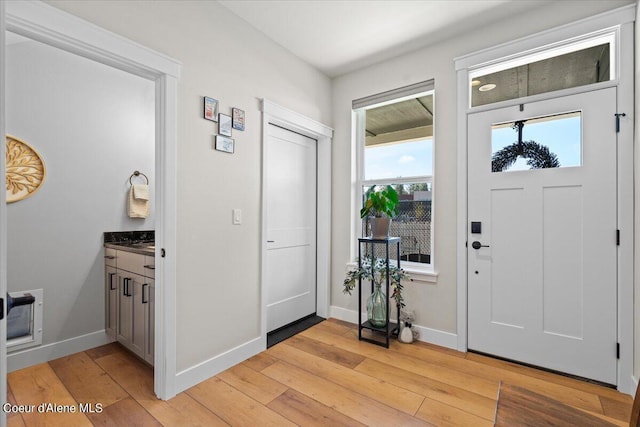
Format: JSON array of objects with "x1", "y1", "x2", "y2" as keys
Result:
[{"x1": 6, "y1": 135, "x2": 46, "y2": 203}]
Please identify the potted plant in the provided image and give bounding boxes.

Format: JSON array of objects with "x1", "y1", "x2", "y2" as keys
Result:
[
  {"x1": 360, "y1": 185, "x2": 399, "y2": 239},
  {"x1": 343, "y1": 256, "x2": 410, "y2": 328}
]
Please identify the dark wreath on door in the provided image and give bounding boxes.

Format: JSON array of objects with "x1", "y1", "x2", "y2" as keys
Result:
[{"x1": 491, "y1": 121, "x2": 560, "y2": 172}]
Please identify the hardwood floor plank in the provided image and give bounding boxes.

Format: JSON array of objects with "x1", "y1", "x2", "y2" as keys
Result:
[
  {"x1": 416, "y1": 397, "x2": 494, "y2": 427},
  {"x1": 268, "y1": 388, "x2": 366, "y2": 427},
  {"x1": 86, "y1": 397, "x2": 161, "y2": 426},
  {"x1": 362, "y1": 332, "x2": 605, "y2": 413},
  {"x1": 217, "y1": 363, "x2": 288, "y2": 405},
  {"x1": 186, "y1": 376, "x2": 296, "y2": 426},
  {"x1": 8, "y1": 363, "x2": 92, "y2": 427},
  {"x1": 93, "y1": 349, "x2": 155, "y2": 401},
  {"x1": 466, "y1": 351, "x2": 631, "y2": 403},
  {"x1": 242, "y1": 352, "x2": 279, "y2": 372},
  {"x1": 137, "y1": 393, "x2": 229, "y2": 427},
  {"x1": 95, "y1": 350, "x2": 228, "y2": 426},
  {"x1": 600, "y1": 395, "x2": 633, "y2": 423},
  {"x1": 7, "y1": 385, "x2": 26, "y2": 427},
  {"x1": 300, "y1": 327, "x2": 500, "y2": 399},
  {"x1": 262, "y1": 360, "x2": 430, "y2": 426},
  {"x1": 268, "y1": 342, "x2": 425, "y2": 415},
  {"x1": 355, "y1": 358, "x2": 496, "y2": 421},
  {"x1": 284, "y1": 334, "x2": 366, "y2": 368},
  {"x1": 317, "y1": 318, "x2": 357, "y2": 336},
  {"x1": 49, "y1": 351, "x2": 129, "y2": 408},
  {"x1": 85, "y1": 342, "x2": 126, "y2": 361}
]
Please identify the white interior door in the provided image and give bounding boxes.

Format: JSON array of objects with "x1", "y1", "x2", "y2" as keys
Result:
[
  {"x1": 265, "y1": 124, "x2": 317, "y2": 332},
  {"x1": 467, "y1": 88, "x2": 618, "y2": 385}
]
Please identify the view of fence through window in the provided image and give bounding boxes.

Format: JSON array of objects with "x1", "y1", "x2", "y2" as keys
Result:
[{"x1": 362, "y1": 183, "x2": 432, "y2": 263}]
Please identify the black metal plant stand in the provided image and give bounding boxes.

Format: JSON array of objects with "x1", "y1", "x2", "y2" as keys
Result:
[{"x1": 358, "y1": 236, "x2": 401, "y2": 348}]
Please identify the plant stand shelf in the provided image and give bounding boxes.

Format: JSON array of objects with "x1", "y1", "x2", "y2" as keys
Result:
[{"x1": 358, "y1": 236, "x2": 401, "y2": 348}]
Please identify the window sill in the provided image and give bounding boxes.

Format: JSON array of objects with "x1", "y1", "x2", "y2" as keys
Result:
[{"x1": 345, "y1": 262, "x2": 438, "y2": 283}]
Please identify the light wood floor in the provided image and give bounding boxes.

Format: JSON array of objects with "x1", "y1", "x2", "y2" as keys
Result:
[{"x1": 7, "y1": 319, "x2": 632, "y2": 426}]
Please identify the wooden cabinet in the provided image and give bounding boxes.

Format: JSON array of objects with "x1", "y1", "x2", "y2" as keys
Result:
[{"x1": 105, "y1": 247, "x2": 154, "y2": 365}]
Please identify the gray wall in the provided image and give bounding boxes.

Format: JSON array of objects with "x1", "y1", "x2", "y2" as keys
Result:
[
  {"x1": 7, "y1": 38, "x2": 155, "y2": 345},
  {"x1": 46, "y1": 0, "x2": 333, "y2": 372},
  {"x1": 331, "y1": 0, "x2": 634, "y2": 334}
]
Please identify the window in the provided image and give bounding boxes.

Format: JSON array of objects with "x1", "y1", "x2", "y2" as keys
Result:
[
  {"x1": 470, "y1": 32, "x2": 615, "y2": 107},
  {"x1": 492, "y1": 111, "x2": 582, "y2": 172},
  {"x1": 353, "y1": 81, "x2": 434, "y2": 269}
]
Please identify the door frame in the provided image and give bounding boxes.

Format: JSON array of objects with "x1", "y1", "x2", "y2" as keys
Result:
[
  {"x1": 3, "y1": 2, "x2": 181, "y2": 400},
  {"x1": 260, "y1": 99, "x2": 333, "y2": 344},
  {"x1": 454, "y1": 5, "x2": 635, "y2": 394},
  {"x1": 0, "y1": 2, "x2": 7, "y2": 426}
]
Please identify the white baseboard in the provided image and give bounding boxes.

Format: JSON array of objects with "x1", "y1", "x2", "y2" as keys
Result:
[
  {"x1": 8, "y1": 330, "x2": 113, "y2": 372},
  {"x1": 329, "y1": 305, "x2": 458, "y2": 350},
  {"x1": 175, "y1": 336, "x2": 265, "y2": 394}
]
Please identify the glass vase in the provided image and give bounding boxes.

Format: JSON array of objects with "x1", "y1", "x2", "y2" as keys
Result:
[{"x1": 367, "y1": 283, "x2": 387, "y2": 328}]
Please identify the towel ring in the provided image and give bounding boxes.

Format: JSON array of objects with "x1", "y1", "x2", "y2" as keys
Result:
[{"x1": 129, "y1": 171, "x2": 149, "y2": 185}]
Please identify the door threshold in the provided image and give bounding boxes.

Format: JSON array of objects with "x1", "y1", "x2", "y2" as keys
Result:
[
  {"x1": 267, "y1": 314, "x2": 325, "y2": 348},
  {"x1": 468, "y1": 350, "x2": 616, "y2": 390}
]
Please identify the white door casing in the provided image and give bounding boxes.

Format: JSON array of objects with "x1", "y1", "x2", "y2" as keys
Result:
[
  {"x1": 0, "y1": 2, "x2": 8, "y2": 425},
  {"x1": 265, "y1": 125, "x2": 317, "y2": 332},
  {"x1": 260, "y1": 99, "x2": 332, "y2": 345},
  {"x1": 467, "y1": 88, "x2": 617, "y2": 384},
  {"x1": 4, "y1": 1, "x2": 180, "y2": 399}
]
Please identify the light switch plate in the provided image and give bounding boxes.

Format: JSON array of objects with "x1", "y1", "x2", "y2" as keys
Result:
[{"x1": 233, "y1": 208, "x2": 242, "y2": 225}]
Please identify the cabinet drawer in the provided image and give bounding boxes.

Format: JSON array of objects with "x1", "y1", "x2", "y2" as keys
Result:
[
  {"x1": 143, "y1": 256, "x2": 155, "y2": 279},
  {"x1": 117, "y1": 250, "x2": 145, "y2": 276},
  {"x1": 104, "y1": 248, "x2": 117, "y2": 268}
]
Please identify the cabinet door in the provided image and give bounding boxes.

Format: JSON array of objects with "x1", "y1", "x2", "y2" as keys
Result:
[
  {"x1": 117, "y1": 274, "x2": 133, "y2": 347},
  {"x1": 105, "y1": 266, "x2": 118, "y2": 339},
  {"x1": 145, "y1": 280, "x2": 155, "y2": 365},
  {"x1": 131, "y1": 274, "x2": 147, "y2": 358}
]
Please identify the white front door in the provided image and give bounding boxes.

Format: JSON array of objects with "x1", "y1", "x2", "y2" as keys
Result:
[
  {"x1": 265, "y1": 124, "x2": 317, "y2": 332},
  {"x1": 467, "y1": 88, "x2": 618, "y2": 385}
]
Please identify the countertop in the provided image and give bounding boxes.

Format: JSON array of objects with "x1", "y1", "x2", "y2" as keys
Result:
[{"x1": 105, "y1": 242, "x2": 155, "y2": 257}]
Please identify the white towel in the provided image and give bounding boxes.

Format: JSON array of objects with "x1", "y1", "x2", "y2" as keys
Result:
[
  {"x1": 132, "y1": 184, "x2": 149, "y2": 201},
  {"x1": 128, "y1": 186, "x2": 149, "y2": 218}
]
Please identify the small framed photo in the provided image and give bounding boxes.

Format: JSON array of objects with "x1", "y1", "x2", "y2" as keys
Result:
[
  {"x1": 218, "y1": 113, "x2": 232, "y2": 136},
  {"x1": 203, "y1": 96, "x2": 218, "y2": 122},
  {"x1": 215, "y1": 135, "x2": 234, "y2": 154},
  {"x1": 232, "y1": 108, "x2": 245, "y2": 131}
]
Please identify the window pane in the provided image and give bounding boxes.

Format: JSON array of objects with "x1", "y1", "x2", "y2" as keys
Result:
[
  {"x1": 364, "y1": 139, "x2": 432, "y2": 180},
  {"x1": 491, "y1": 111, "x2": 581, "y2": 173},
  {"x1": 362, "y1": 183, "x2": 432, "y2": 264},
  {"x1": 472, "y1": 43, "x2": 610, "y2": 107}
]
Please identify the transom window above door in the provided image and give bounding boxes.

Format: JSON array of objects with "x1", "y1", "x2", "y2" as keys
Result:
[{"x1": 469, "y1": 31, "x2": 615, "y2": 107}]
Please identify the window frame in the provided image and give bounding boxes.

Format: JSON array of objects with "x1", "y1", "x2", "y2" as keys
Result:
[{"x1": 352, "y1": 88, "x2": 437, "y2": 282}]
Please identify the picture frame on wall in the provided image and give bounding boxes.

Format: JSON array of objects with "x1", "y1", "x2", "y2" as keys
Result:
[
  {"x1": 219, "y1": 113, "x2": 232, "y2": 136},
  {"x1": 203, "y1": 96, "x2": 218, "y2": 122},
  {"x1": 215, "y1": 135, "x2": 235, "y2": 154},
  {"x1": 232, "y1": 108, "x2": 245, "y2": 131}
]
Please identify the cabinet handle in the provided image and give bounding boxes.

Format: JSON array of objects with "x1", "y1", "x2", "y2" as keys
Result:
[
  {"x1": 144, "y1": 265, "x2": 155, "y2": 270},
  {"x1": 109, "y1": 273, "x2": 116, "y2": 290},
  {"x1": 124, "y1": 278, "x2": 132, "y2": 297},
  {"x1": 142, "y1": 283, "x2": 149, "y2": 304},
  {"x1": 104, "y1": 255, "x2": 116, "y2": 260}
]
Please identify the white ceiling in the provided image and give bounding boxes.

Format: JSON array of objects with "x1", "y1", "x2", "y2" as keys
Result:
[{"x1": 218, "y1": 0, "x2": 551, "y2": 77}]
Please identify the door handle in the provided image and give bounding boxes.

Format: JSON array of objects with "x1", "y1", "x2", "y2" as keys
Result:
[{"x1": 471, "y1": 241, "x2": 490, "y2": 250}]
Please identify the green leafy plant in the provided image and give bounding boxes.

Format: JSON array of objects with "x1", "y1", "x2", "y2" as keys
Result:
[
  {"x1": 343, "y1": 256, "x2": 411, "y2": 308},
  {"x1": 360, "y1": 185, "x2": 399, "y2": 218}
]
